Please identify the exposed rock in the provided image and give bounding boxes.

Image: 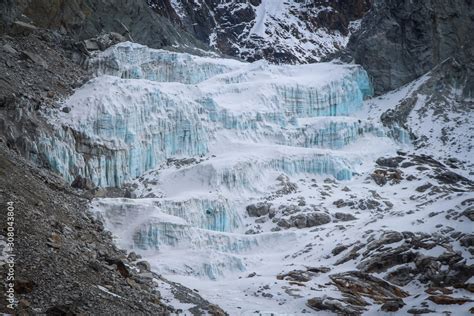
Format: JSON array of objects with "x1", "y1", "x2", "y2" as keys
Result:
[
  {"x1": 2, "y1": 43, "x2": 17, "y2": 54},
  {"x1": 460, "y1": 234, "x2": 474, "y2": 248},
  {"x1": 307, "y1": 296, "x2": 366, "y2": 315},
  {"x1": 246, "y1": 202, "x2": 272, "y2": 217},
  {"x1": 306, "y1": 267, "x2": 331, "y2": 274},
  {"x1": 385, "y1": 266, "x2": 416, "y2": 286},
  {"x1": 330, "y1": 271, "x2": 409, "y2": 303},
  {"x1": 380, "y1": 299, "x2": 405, "y2": 312},
  {"x1": 45, "y1": 305, "x2": 79, "y2": 315},
  {"x1": 366, "y1": 231, "x2": 403, "y2": 251},
  {"x1": 0, "y1": 146, "x2": 222, "y2": 315},
  {"x1": 275, "y1": 174, "x2": 298, "y2": 195},
  {"x1": 379, "y1": 60, "x2": 474, "y2": 160},
  {"x1": 277, "y1": 270, "x2": 312, "y2": 282},
  {"x1": 332, "y1": 244, "x2": 349, "y2": 256},
  {"x1": 335, "y1": 245, "x2": 363, "y2": 265},
  {"x1": 3, "y1": 0, "x2": 207, "y2": 52},
  {"x1": 371, "y1": 168, "x2": 402, "y2": 186},
  {"x1": 61, "y1": 107, "x2": 71, "y2": 113},
  {"x1": 376, "y1": 157, "x2": 404, "y2": 168},
  {"x1": 279, "y1": 212, "x2": 331, "y2": 229},
  {"x1": 151, "y1": 0, "x2": 371, "y2": 63},
  {"x1": 462, "y1": 207, "x2": 474, "y2": 221},
  {"x1": 208, "y1": 304, "x2": 226, "y2": 316},
  {"x1": 82, "y1": 32, "x2": 126, "y2": 52},
  {"x1": 348, "y1": 0, "x2": 474, "y2": 94},
  {"x1": 436, "y1": 171, "x2": 470, "y2": 185},
  {"x1": 427, "y1": 295, "x2": 473, "y2": 305},
  {"x1": 407, "y1": 308, "x2": 435, "y2": 314},
  {"x1": 10, "y1": 20, "x2": 37, "y2": 35},
  {"x1": 137, "y1": 260, "x2": 151, "y2": 272},
  {"x1": 334, "y1": 212, "x2": 357, "y2": 221},
  {"x1": 104, "y1": 257, "x2": 131, "y2": 278}
]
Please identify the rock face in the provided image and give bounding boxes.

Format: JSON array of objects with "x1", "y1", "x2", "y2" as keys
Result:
[
  {"x1": 348, "y1": 0, "x2": 474, "y2": 94},
  {"x1": 1, "y1": 0, "x2": 207, "y2": 51},
  {"x1": 376, "y1": 58, "x2": 474, "y2": 162},
  {"x1": 149, "y1": 0, "x2": 371, "y2": 63}
]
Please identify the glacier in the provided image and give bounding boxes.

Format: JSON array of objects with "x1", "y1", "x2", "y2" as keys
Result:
[
  {"x1": 41, "y1": 42, "x2": 380, "y2": 186},
  {"x1": 38, "y1": 42, "x2": 415, "y2": 312}
]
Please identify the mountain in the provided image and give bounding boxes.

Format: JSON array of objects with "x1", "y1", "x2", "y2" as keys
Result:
[
  {"x1": 0, "y1": 0, "x2": 473, "y2": 315},
  {"x1": 347, "y1": 0, "x2": 474, "y2": 94},
  {"x1": 148, "y1": 0, "x2": 371, "y2": 63}
]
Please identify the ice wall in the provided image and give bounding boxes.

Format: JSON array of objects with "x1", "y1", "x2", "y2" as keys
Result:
[
  {"x1": 73, "y1": 42, "x2": 412, "y2": 282},
  {"x1": 90, "y1": 43, "x2": 242, "y2": 84},
  {"x1": 40, "y1": 42, "x2": 384, "y2": 186}
]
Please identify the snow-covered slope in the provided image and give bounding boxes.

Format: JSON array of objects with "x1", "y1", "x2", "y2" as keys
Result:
[
  {"x1": 42, "y1": 43, "x2": 473, "y2": 315},
  {"x1": 149, "y1": 0, "x2": 371, "y2": 63}
]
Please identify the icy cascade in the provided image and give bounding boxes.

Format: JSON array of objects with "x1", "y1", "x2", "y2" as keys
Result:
[
  {"x1": 92, "y1": 197, "x2": 297, "y2": 279},
  {"x1": 95, "y1": 197, "x2": 241, "y2": 233},
  {"x1": 89, "y1": 43, "x2": 241, "y2": 84},
  {"x1": 63, "y1": 42, "x2": 412, "y2": 284},
  {"x1": 42, "y1": 42, "x2": 381, "y2": 187}
]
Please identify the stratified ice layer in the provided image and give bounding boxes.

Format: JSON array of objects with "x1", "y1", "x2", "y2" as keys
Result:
[
  {"x1": 42, "y1": 42, "x2": 409, "y2": 282},
  {"x1": 41, "y1": 42, "x2": 382, "y2": 186}
]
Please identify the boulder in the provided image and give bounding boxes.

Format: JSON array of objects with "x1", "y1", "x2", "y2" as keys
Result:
[
  {"x1": 380, "y1": 299, "x2": 405, "y2": 312},
  {"x1": 307, "y1": 296, "x2": 366, "y2": 315},
  {"x1": 330, "y1": 271, "x2": 409, "y2": 303},
  {"x1": 2, "y1": 44, "x2": 17, "y2": 54},
  {"x1": 305, "y1": 212, "x2": 331, "y2": 227},
  {"x1": 334, "y1": 212, "x2": 357, "y2": 221},
  {"x1": 376, "y1": 157, "x2": 404, "y2": 168},
  {"x1": 462, "y1": 207, "x2": 474, "y2": 221},
  {"x1": 460, "y1": 234, "x2": 474, "y2": 247},
  {"x1": 246, "y1": 202, "x2": 271, "y2": 217},
  {"x1": 277, "y1": 270, "x2": 312, "y2": 282},
  {"x1": 136, "y1": 260, "x2": 151, "y2": 272}
]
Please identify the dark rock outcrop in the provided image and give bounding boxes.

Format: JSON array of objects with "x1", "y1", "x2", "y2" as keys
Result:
[
  {"x1": 307, "y1": 296, "x2": 366, "y2": 315},
  {"x1": 1, "y1": 0, "x2": 207, "y2": 51},
  {"x1": 348, "y1": 0, "x2": 474, "y2": 94},
  {"x1": 246, "y1": 202, "x2": 272, "y2": 217},
  {"x1": 148, "y1": 0, "x2": 371, "y2": 63},
  {"x1": 330, "y1": 271, "x2": 409, "y2": 303}
]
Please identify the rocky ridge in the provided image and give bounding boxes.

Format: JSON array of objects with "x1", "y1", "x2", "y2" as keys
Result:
[
  {"x1": 149, "y1": 0, "x2": 371, "y2": 63},
  {"x1": 347, "y1": 0, "x2": 474, "y2": 94}
]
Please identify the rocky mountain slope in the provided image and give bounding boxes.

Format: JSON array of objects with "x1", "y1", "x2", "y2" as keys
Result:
[
  {"x1": 347, "y1": 0, "x2": 474, "y2": 94},
  {"x1": 1, "y1": 0, "x2": 206, "y2": 51},
  {"x1": 149, "y1": 0, "x2": 371, "y2": 63}
]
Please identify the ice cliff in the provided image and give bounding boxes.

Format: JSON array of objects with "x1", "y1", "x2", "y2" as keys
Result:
[
  {"x1": 41, "y1": 42, "x2": 407, "y2": 282},
  {"x1": 41, "y1": 42, "x2": 383, "y2": 187}
]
